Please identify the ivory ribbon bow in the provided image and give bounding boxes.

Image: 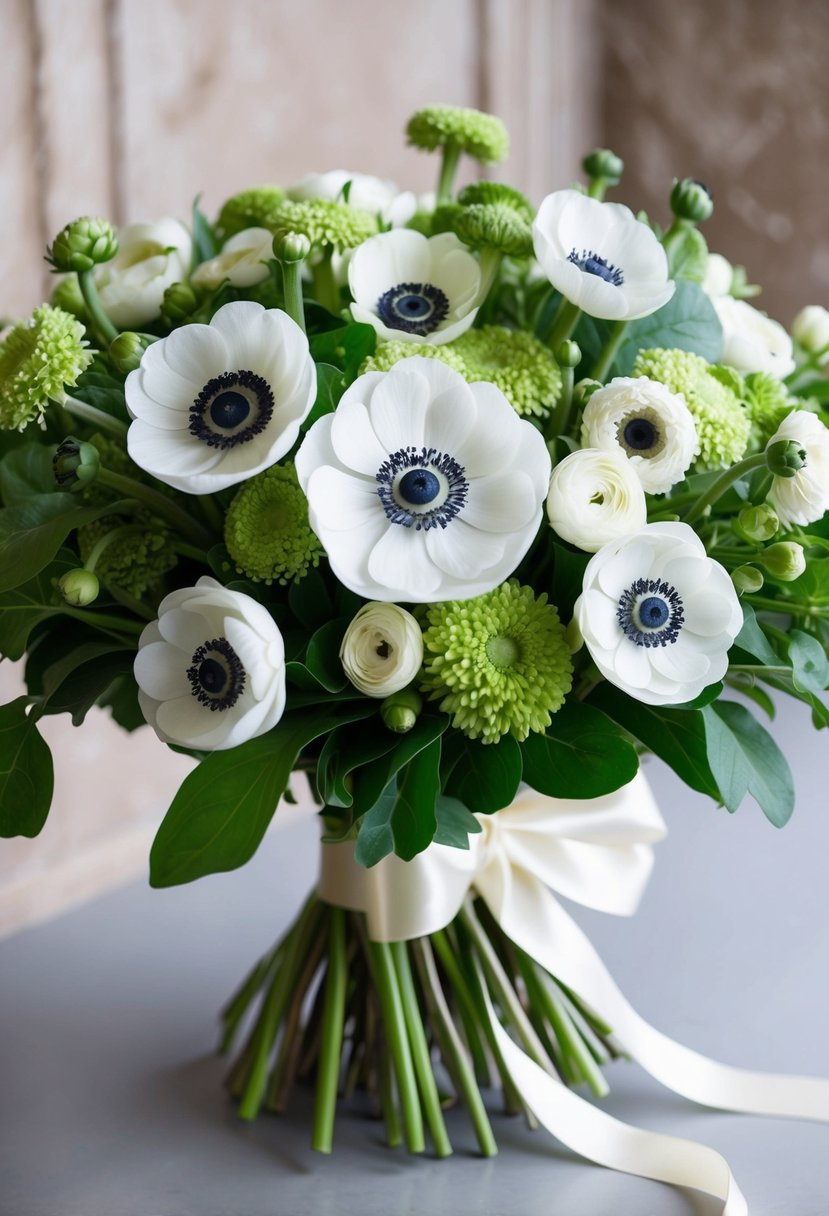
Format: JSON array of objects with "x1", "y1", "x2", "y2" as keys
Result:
[{"x1": 318, "y1": 771, "x2": 829, "y2": 1214}]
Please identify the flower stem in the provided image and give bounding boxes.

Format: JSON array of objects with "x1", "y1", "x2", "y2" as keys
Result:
[
  {"x1": 545, "y1": 363, "x2": 575, "y2": 441},
  {"x1": 61, "y1": 607, "x2": 144, "y2": 636},
  {"x1": 590, "y1": 319, "x2": 628, "y2": 382},
  {"x1": 436, "y1": 140, "x2": 462, "y2": 206},
  {"x1": 744, "y1": 594, "x2": 819, "y2": 617},
  {"x1": 391, "y1": 941, "x2": 453, "y2": 1158},
  {"x1": 61, "y1": 395, "x2": 128, "y2": 439},
  {"x1": 683, "y1": 452, "x2": 768, "y2": 525},
  {"x1": 77, "y1": 269, "x2": 119, "y2": 346},
  {"x1": 219, "y1": 946, "x2": 283, "y2": 1054},
  {"x1": 365, "y1": 938, "x2": 425, "y2": 1154},
  {"x1": 545, "y1": 297, "x2": 582, "y2": 350},
  {"x1": 281, "y1": 259, "x2": 306, "y2": 333},
  {"x1": 312, "y1": 908, "x2": 347, "y2": 1153},
  {"x1": 312, "y1": 250, "x2": 340, "y2": 315},
  {"x1": 96, "y1": 467, "x2": 213, "y2": 548}
]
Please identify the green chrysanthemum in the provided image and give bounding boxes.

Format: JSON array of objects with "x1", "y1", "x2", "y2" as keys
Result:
[
  {"x1": 457, "y1": 181, "x2": 534, "y2": 219},
  {"x1": 0, "y1": 305, "x2": 92, "y2": 431},
  {"x1": 360, "y1": 339, "x2": 467, "y2": 378},
  {"x1": 78, "y1": 512, "x2": 176, "y2": 599},
  {"x1": 419, "y1": 581, "x2": 573, "y2": 744},
  {"x1": 740, "y1": 371, "x2": 795, "y2": 445},
  {"x1": 632, "y1": 347, "x2": 751, "y2": 468},
  {"x1": 216, "y1": 186, "x2": 286, "y2": 238},
  {"x1": 268, "y1": 199, "x2": 378, "y2": 253},
  {"x1": 406, "y1": 105, "x2": 509, "y2": 164},
  {"x1": 224, "y1": 463, "x2": 323, "y2": 585}
]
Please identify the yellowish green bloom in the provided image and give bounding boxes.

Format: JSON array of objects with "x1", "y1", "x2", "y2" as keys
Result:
[
  {"x1": 216, "y1": 186, "x2": 285, "y2": 238},
  {"x1": 224, "y1": 463, "x2": 323, "y2": 585},
  {"x1": 0, "y1": 305, "x2": 92, "y2": 431},
  {"x1": 77, "y1": 514, "x2": 176, "y2": 599},
  {"x1": 740, "y1": 371, "x2": 794, "y2": 445},
  {"x1": 419, "y1": 580, "x2": 573, "y2": 744},
  {"x1": 406, "y1": 105, "x2": 509, "y2": 164},
  {"x1": 268, "y1": 199, "x2": 378, "y2": 252}
]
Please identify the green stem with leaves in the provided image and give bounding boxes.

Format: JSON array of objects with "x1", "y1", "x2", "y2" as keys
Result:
[
  {"x1": 436, "y1": 140, "x2": 462, "y2": 206},
  {"x1": 591, "y1": 319, "x2": 628, "y2": 382},
  {"x1": 77, "y1": 269, "x2": 119, "y2": 346},
  {"x1": 96, "y1": 467, "x2": 214, "y2": 548},
  {"x1": 545, "y1": 298, "x2": 582, "y2": 350},
  {"x1": 312, "y1": 249, "x2": 340, "y2": 315},
  {"x1": 61, "y1": 395, "x2": 128, "y2": 439},
  {"x1": 683, "y1": 452, "x2": 768, "y2": 525},
  {"x1": 280, "y1": 259, "x2": 306, "y2": 332}
]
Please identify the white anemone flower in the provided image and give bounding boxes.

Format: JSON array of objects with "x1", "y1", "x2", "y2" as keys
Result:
[
  {"x1": 532, "y1": 189, "x2": 674, "y2": 321},
  {"x1": 581, "y1": 376, "x2": 699, "y2": 494},
  {"x1": 767, "y1": 410, "x2": 829, "y2": 530},
  {"x1": 125, "y1": 300, "x2": 316, "y2": 494},
  {"x1": 191, "y1": 227, "x2": 273, "y2": 289},
  {"x1": 288, "y1": 170, "x2": 417, "y2": 228},
  {"x1": 95, "y1": 217, "x2": 192, "y2": 329},
  {"x1": 295, "y1": 357, "x2": 551, "y2": 603},
  {"x1": 134, "y1": 577, "x2": 286, "y2": 751},
  {"x1": 574, "y1": 522, "x2": 742, "y2": 706},
  {"x1": 546, "y1": 448, "x2": 646, "y2": 553},
  {"x1": 348, "y1": 230, "x2": 482, "y2": 346},
  {"x1": 714, "y1": 295, "x2": 795, "y2": 378}
]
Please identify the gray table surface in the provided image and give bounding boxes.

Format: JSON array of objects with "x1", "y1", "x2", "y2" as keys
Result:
[{"x1": 2, "y1": 696, "x2": 829, "y2": 1216}]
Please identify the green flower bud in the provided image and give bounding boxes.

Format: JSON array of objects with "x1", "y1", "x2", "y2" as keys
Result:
[
  {"x1": 47, "y1": 217, "x2": 118, "y2": 273},
  {"x1": 736, "y1": 503, "x2": 779, "y2": 543},
  {"x1": 582, "y1": 148, "x2": 624, "y2": 186},
  {"x1": 160, "y1": 281, "x2": 202, "y2": 325},
  {"x1": 53, "y1": 437, "x2": 100, "y2": 490},
  {"x1": 556, "y1": 340, "x2": 581, "y2": 369},
  {"x1": 731, "y1": 565, "x2": 764, "y2": 595},
  {"x1": 456, "y1": 181, "x2": 534, "y2": 221},
  {"x1": 58, "y1": 568, "x2": 100, "y2": 606},
  {"x1": 758, "y1": 542, "x2": 806, "y2": 582},
  {"x1": 216, "y1": 186, "x2": 285, "y2": 239},
  {"x1": 766, "y1": 439, "x2": 807, "y2": 478},
  {"x1": 274, "y1": 231, "x2": 311, "y2": 264},
  {"x1": 574, "y1": 378, "x2": 602, "y2": 405},
  {"x1": 381, "y1": 688, "x2": 423, "y2": 734},
  {"x1": 669, "y1": 178, "x2": 714, "y2": 224},
  {"x1": 406, "y1": 105, "x2": 509, "y2": 164},
  {"x1": 109, "y1": 332, "x2": 149, "y2": 375}
]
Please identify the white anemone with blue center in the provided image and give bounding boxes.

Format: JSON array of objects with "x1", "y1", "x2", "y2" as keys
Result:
[
  {"x1": 295, "y1": 357, "x2": 551, "y2": 603},
  {"x1": 125, "y1": 300, "x2": 316, "y2": 494},
  {"x1": 532, "y1": 189, "x2": 675, "y2": 321},
  {"x1": 134, "y1": 576, "x2": 287, "y2": 751},
  {"x1": 348, "y1": 229, "x2": 482, "y2": 345},
  {"x1": 574, "y1": 521, "x2": 742, "y2": 706}
]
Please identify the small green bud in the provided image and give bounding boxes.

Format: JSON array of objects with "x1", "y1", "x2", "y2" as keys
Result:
[
  {"x1": 52, "y1": 437, "x2": 100, "y2": 491},
  {"x1": 274, "y1": 231, "x2": 311, "y2": 264},
  {"x1": 582, "y1": 148, "x2": 624, "y2": 186},
  {"x1": 731, "y1": 565, "x2": 764, "y2": 595},
  {"x1": 758, "y1": 542, "x2": 806, "y2": 583},
  {"x1": 736, "y1": 503, "x2": 779, "y2": 543},
  {"x1": 160, "y1": 281, "x2": 201, "y2": 325},
  {"x1": 574, "y1": 378, "x2": 602, "y2": 405},
  {"x1": 669, "y1": 178, "x2": 714, "y2": 224},
  {"x1": 766, "y1": 439, "x2": 807, "y2": 478},
  {"x1": 58, "y1": 568, "x2": 100, "y2": 606},
  {"x1": 47, "y1": 217, "x2": 118, "y2": 273},
  {"x1": 381, "y1": 688, "x2": 423, "y2": 734},
  {"x1": 109, "y1": 332, "x2": 149, "y2": 375},
  {"x1": 555, "y1": 340, "x2": 581, "y2": 369}
]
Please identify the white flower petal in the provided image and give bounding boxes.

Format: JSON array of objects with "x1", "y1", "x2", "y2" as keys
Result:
[
  {"x1": 367, "y1": 524, "x2": 443, "y2": 599},
  {"x1": 464, "y1": 470, "x2": 539, "y2": 532},
  {"x1": 306, "y1": 465, "x2": 380, "y2": 532},
  {"x1": 330, "y1": 395, "x2": 390, "y2": 475},
  {"x1": 133, "y1": 641, "x2": 191, "y2": 701},
  {"x1": 425, "y1": 519, "x2": 506, "y2": 579},
  {"x1": 649, "y1": 644, "x2": 710, "y2": 684},
  {"x1": 367, "y1": 363, "x2": 431, "y2": 452}
]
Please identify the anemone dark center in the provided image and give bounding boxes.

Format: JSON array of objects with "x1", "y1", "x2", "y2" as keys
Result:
[
  {"x1": 617, "y1": 578, "x2": 684, "y2": 648},
  {"x1": 376, "y1": 282, "x2": 450, "y2": 336},
  {"x1": 567, "y1": 247, "x2": 624, "y2": 287},
  {"x1": 190, "y1": 369, "x2": 274, "y2": 449},
  {"x1": 186, "y1": 637, "x2": 246, "y2": 711},
  {"x1": 399, "y1": 469, "x2": 441, "y2": 505},
  {"x1": 376, "y1": 446, "x2": 468, "y2": 531},
  {"x1": 637, "y1": 596, "x2": 670, "y2": 629},
  {"x1": 623, "y1": 417, "x2": 658, "y2": 451}
]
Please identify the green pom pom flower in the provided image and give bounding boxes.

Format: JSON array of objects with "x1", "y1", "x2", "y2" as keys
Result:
[
  {"x1": 47, "y1": 216, "x2": 118, "y2": 273},
  {"x1": 740, "y1": 371, "x2": 795, "y2": 445},
  {"x1": 360, "y1": 339, "x2": 467, "y2": 378},
  {"x1": 419, "y1": 580, "x2": 573, "y2": 744},
  {"x1": 406, "y1": 105, "x2": 509, "y2": 164},
  {"x1": 77, "y1": 514, "x2": 176, "y2": 599},
  {"x1": 433, "y1": 185, "x2": 533, "y2": 256},
  {"x1": 224, "y1": 463, "x2": 323, "y2": 585},
  {"x1": 457, "y1": 181, "x2": 533, "y2": 218},
  {"x1": 0, "y1": 305, "x2": 92, "y2": 431},
  {"x1": 632, "y1": 347, "x2": 750, "y2": 468},
  {"x1": 216, "y1": 186, "x2": 285, "y2": 238},
  {"x1": 268, "y1": 199, "x2": 378, "y2": 253}
]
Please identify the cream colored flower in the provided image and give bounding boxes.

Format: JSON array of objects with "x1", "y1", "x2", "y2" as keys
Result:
[
  {"x1": 792, "y1": 305, "x2": 829, "y2": 356},
  {"x1": 95, "y1": 217, "x2": 192, "y2": 329},
  {"x1": 767, "y1": 410, "x2": 829, "y2": 530},
  {"x1": 546, "y1": 448, "x2": 646, "y2": 553},
  {"x1": 340, "y1": 603, "x2": 423, "y2": 697},
  {"x1": 191, "y1": 228, "x2": 273, "y2": 289},
  {"x1": 714, "y1": 296, "x2": 795, "y2": 378}
]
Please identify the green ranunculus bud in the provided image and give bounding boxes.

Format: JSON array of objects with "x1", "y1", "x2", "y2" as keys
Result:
[
  {"x1": 758, "y1": 542, "x2": 806, "y2": 583},
  {"x1": 669, "y1": 178, "x2": 714, "y2": 224},
  {"x1": 582, "y1": 148, "x2": 624, "y2": 186},
  {"x1": 737, "y1": 503, "x2": 780, "y2": 543},
  {"x1": 160, "y1": 281, "x2": 201, "y2": 325},
  {"x1": 555, "y1": 340, "x2": 582, "y2": 369},
  {"x1": 52, "y1": 437, "x2": 100, "y2": 491},
  {"x1": 574, "y1": 378, "x2": 602, "y2": 406},
  {"x1": 47, "y1": 217, "x2": 118, "y2": 273},
  {"x1": 58, "y1": 568, "x2": 100, "y2": 606},
  {"x1": 274, "y1": 231, "x2": 311, "y2": 264},
  {"x1": 109, "y1": 332, "x2": 149, "y2": 375},
  {"x1": 766, "y1": 438, "x2": 807, "y2": 478},
  {"x1": 731, "y1": 565, "x2": 764, "y2": 595},
  {"x1": 381, "y1": 688, "x2": 423, "y2": 734}
]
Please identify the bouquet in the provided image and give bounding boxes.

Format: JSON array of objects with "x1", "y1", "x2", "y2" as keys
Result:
[{"x1": 3, "y1": 103, "x2": 829, "y2": 1210}]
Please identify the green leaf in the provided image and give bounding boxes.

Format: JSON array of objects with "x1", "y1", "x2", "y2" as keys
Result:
[
  {"x1": 355, "y1": 736, "x2": 443, "y2": 865},
  {"x1": 35, "y1": 645, "x2": 134, "y2": 726},
  {"x1": 521, "y1": 701, "x2": 639, "y2": 799},
  {"x1": 734, "y1": 604, "x2": 782, "y2": 667},
  {"x1": 309, "y1": 322, "x2": 377, "y2": 381},
  {"x1": 433, "y1": 794, "x2": 482, "y2": 849},
  {"x1": 150, "y1": 704, "x2": 374, "y2": 887},
  {"x1": 0, "y1": 697, "x2": 54, "y2": 837},
  {"x1": 0, "y1": 444, "x2": 58, "y2": 505},
  {"x1": 667, "y1": 681, "x2": 723, "y2": 710},
  {"x1": 350, "y1": 715, "x2": 449, "y2": 820},
  {"x1": 304, "y1": 363, "x2": 346, "y2": 429},
  {"x1": 590, "y1": 684, "x2": 719, "y2": 800},
  {"x1": 788, "y1": 629, "x2": 829, "y2": 694},
  {"x1": 316, "y1": 721, "x2": 396, "y2": 808},
  {"x1": 667, "y1": 226, "x2": 708, "y2": 282},
  {"x1": 304, "y1": 617, "x2": 349, "y2": 692},
  {"x1": 288, "y1": 564, "x2": 335, "y2": 632},
  {"x1": 551, "y1": 543, "x2": 589, "y2": 620},
  {"x1": 191, "y1": 195, "x2": 219, "y2": 265},
  {"x1": 441, "y1": 732, "x2": 522, "y2": 814},
  {"x1": 0, "y1": 551, "x2": 76, "y2": 660},
  {"x1": 72, "y1": 367, "x2": 128, "y2": 420},
  {"x1": 702, "y1": 700, "x2": 795, "y2": 826},
  {"x1": 0, "y1": 494, "x2": 127, "y2": 593}
]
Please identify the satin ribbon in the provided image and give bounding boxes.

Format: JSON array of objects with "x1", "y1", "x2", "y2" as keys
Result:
[{"x1": 317, "y1": 771, "x2": 829, "y2": 1213}]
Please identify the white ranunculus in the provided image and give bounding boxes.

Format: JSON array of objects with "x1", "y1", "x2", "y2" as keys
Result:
[
  {"x1": 288, "y1": 170, "x2": 417, "y2": 228},
  {"x1": 546, "y1": 449, "x2": 647, "y2": 553},
  {"x1": 714, "y1": 295, "x2": 795, "y2": 378},
  {"x1": 767, "y1": 410, "x2": 829, "y2": 530},
  {"x1": 532, "y1": 189, "x2": 674, "y2": 321},
  {"x1": 295, "y1": 357, "x2": 551, "y2": 603},
  {"x1": 580, "y1": 376, "x2": 699, "y2": 494},
  {"x1": 792, "y1": 305, "x2": 829, "y2": 356},
  {"x1": 135, "y1": 576, "x2": 286, "y2": 750},
  {"x1": 574, "y1": 522, "x2": 743, "y2": 706},
  {"x1": 190, "y1": 227, "x2": 273, "y2": 289},
  {"x1": 126, "y1": 300, "x2": 316, "y2": 494},
  {"x1": 348, "y1": 229, "x2": 481, "y2": 346},
  {"x1": 95, "y1": 217, "x2": 192, "y2": 329},
  {"x1": 701, "y1": 252, "x2": 734, "y2": 299},
  {"x1": 340, "y1": 602, "x2": 423, "y2": 697}
]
